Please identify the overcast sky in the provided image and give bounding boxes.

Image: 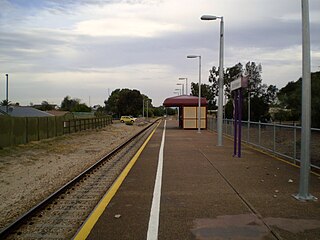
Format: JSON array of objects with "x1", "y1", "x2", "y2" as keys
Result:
[{"x1": 1, "y1": 0, "x2": 319, "y2": 107}]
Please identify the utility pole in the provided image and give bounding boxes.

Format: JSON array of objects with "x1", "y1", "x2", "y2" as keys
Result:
[{"x1": 6, "y1": 74, "x2": 9, "y2": 113}]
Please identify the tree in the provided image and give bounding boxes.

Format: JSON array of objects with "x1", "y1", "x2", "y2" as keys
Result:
[
  {"x1": 265, "y1": 85, "x2": 278, "y2": 106},
  {"x1": 104, "y1": 88, "x2": 147, "y2": 117},
  {"x1": 72, "y1": 103, "x2": 91, "y2": 112},
  {"x1": 245, "y1": 61, "x2": 263, "y2": 98},
  {"x1": 118, "y1": 89, "x2": 144, "y2": 116},
  {"x1": 209, "y1": 61, "x2": 278, "y2": 121},
  {"x1": 60, "y1": 96, "x2": 90, "y2": 112},
  {"x1": 1, "y1": 100, "x2": 10, "y2": 106},
  {"x1": 61, "y1": 96, "x2": 80, "y2": 111},
  {"x1": 36, "y1": 101, "x2": 55, "y2": 111},
  {"x1": 190, "y1": 82, "x2": 217, "y2": 110},
  {"x1": 153, "y1": 106, "x2": 166, "y2": 116},
  {"x1": 105, "y1": 89, "x2": 121, "y2": 115},
  {"x1": 276, "y1": 71, "x2": 320, "y2": 127}
]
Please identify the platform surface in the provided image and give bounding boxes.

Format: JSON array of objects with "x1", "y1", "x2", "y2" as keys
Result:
[{"x1": 86, "y1": 119, "x2": 320, "y2": 240}]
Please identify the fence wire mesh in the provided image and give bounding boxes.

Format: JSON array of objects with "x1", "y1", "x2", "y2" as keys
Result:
[{"x1": 207, "y1": 117, "x2": 320, "y2": 170}]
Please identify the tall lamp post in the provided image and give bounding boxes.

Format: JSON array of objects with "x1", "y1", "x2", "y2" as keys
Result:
[
  {"x1": 175, "y1": 88, "x2": 181, "y2": 95},
  {"x1": 179, "y1": 77, "x2": 188, "y2": 95},
  {"x1": 294, "y1": 0, "x2": 316, "y2": 201},
  {"x1": 201, "y1": 14, "x2": 224, "y2": 146},
  {"x1": 176, "y1": 83, "x2": 184, "y2": 95},
  {"x1": 6, "y1": 74, "x2": 9, "y2": 113},
  {"x1": 146, "y1": 99, "x2": 149, "y2": 121},
  {"x1": 187, "y1": 55, "x2": 201, "y2": 133},
  {"x1": 142, "y1": 99, "x2": 145, "y2": 118}
]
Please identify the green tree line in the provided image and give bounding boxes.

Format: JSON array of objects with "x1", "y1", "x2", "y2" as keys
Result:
[
  {"x1": 276, "y1": 71, "x2": 320, "y2": 127},
  {"x1": 104, "y1": 88, "x2": 175, "y2": 118},
  {"x1": 191, "y1": 61, "x2": 277, "y2": 122},
  {"x1": 191, "y1": 61, "x2": 320, "y2": 127}
]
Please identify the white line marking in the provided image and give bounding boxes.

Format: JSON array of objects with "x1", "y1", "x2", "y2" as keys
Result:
[{"x1": 147, "y1": 120, "x2": 166, "y2": 240}]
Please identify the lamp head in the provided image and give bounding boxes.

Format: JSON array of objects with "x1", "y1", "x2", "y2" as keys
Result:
[
  {"x1": 187, "y1": 55, "x2": 199, "y2": 58},
  {"x1": 201, "y1": 15, "x2": 218, "y2": 20}
]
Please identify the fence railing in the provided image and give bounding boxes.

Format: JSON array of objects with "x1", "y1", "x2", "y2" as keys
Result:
[
  {"x1": 63, "y1": 117, "x2": 112, "y2": 134},
  {"x1": 207, "y1": 117, "x2": 320, "y2": 170}
]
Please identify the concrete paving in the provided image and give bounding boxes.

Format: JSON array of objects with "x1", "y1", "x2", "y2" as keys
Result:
[{"x1": 87, "y1": 118, "x2": 320, "y2": 240}]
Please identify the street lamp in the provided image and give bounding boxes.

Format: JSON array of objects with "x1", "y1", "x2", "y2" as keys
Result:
[
  {"x1": 179, "y1": 77, "x2": 188, "y2": 95},
  {"x1": 6, "y1": 74, "x2": 9, "y2": 113},
  {"x1": 175, "y1": 88, "x2": 181, "y2": 95},
  {"x1": 176, "y1": 83, "x2": 184, "y2": 95},
  {"x1": 201, "y1": 14, "x2": 224, "y2": 146},
  {"x1": 187, "y1": 55, "x2": 201, "y2": 133},
  {"x1": 142, "y1": 99, "x2": 144, "y2": 118},
  {"x1": 293, "y1": 0, "x2": 316, "y2": 201}
]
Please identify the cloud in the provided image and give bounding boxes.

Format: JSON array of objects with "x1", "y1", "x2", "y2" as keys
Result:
[
  {"x1": 75, "y1": 18, "x2": 183, "y2": 37},
  {"x1": 1, "y1": 0, "x2": 319, "y2": 107},
  {"x1": 8, "y1": 63, "x2": 176, "y2": 106}
]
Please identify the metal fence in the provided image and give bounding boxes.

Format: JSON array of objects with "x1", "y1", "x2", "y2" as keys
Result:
[{"x1": 207, "y1": 116, "x2": 320, "y2": 170}]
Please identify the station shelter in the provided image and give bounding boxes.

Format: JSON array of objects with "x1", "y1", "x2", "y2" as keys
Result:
[{"x1": 163, "y1": 95, "x2": 208, "y2": 129}]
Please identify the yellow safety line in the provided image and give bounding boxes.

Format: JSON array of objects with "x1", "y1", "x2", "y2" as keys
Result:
[
  {"x1": 222, "y1": 133, "x2": 320, "y2": 177},
  {"x1": 73, "y1": 121, "x2": 162, "y2": 240}
]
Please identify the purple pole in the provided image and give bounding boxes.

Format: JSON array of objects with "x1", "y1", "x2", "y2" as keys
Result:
[
  {"x1": 238, "y1": 89, "x2": 242, "y2": 158},
  {"x1": 233, "y1": 90, "x2": 238, "y2": 156}
]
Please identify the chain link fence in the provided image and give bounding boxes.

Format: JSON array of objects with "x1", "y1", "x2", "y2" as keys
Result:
[{"x1": 207, "y1": 116, "x2": 320, "y2": 170}]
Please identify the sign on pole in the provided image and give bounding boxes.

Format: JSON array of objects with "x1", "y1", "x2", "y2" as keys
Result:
[
  {"x1": 231, "y1": 76, "x2": 248, "y2": 158},
  {"x1": 231, "y1": 76, "x2": 248, "y2": 91}
]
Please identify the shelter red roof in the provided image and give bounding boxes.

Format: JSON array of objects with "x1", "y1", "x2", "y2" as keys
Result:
[{"x1": 163, "y1": 95, "x2": 208, "y2": 107}]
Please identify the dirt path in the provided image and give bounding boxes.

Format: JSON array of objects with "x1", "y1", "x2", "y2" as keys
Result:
[{"x1": 0, "y1": 122, "x2": 146, "y2": 229}]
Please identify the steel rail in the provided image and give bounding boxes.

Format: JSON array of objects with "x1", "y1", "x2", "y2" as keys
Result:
[{"x1": 0, "y1": 120, "x2": 159, "y2": 238}]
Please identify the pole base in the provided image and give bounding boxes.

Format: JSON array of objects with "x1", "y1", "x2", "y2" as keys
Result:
[{"x1": 292, "y1": 193, "x2": 318, "y2": 202}]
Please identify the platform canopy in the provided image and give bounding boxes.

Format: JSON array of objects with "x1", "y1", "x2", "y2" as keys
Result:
[{"x1": 163, "y1": 95, "x2": 208, "y2": 107}]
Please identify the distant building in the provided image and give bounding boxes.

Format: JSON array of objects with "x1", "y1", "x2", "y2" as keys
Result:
[{"x1": 0, "y1": 106, "x2": 54, "y2": 117}]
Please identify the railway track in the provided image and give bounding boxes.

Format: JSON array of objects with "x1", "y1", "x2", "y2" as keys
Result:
[{"x1": 0, "y1": 120, "x2": 159, "y2": 240}]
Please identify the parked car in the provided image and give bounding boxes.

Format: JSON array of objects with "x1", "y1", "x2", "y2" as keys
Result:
[{"x1": 120, "y1": 116, "x2": 136, "y2": 123}]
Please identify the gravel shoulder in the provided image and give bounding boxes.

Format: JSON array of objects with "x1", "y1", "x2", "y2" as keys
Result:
[{"x1": 0, "y1": 122, "x2": 146, "y2": 229}]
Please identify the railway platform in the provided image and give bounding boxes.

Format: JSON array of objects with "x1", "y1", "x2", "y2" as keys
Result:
[{"x1": 75, "y1": 118, "x2": 320, "y2": 240}]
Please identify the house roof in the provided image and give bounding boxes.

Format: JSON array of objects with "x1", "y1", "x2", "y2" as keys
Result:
[
  {"x1": 163, "y1": 95, "x2": 208, "y2": 107},
  {"x1": 46, "y1": 110, "x2": 70, "y2": 116},
  {"x1": 0, "y1": 106, "x2": 54, "y2": 117}
]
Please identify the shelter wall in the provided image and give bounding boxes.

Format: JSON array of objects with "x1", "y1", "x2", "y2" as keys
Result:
[{"x1": 182, "y1": 106, "x2": 207, "y2": 129}]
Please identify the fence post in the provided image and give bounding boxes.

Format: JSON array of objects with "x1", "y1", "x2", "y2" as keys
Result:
[
  {"x1": 37, "y1": 117, "x2": 40, "y2": 141},
  {"x1": 211, "y1": 118, "x2": 213, "y2": 131},
  {"x1": 258, "y1": 121, "x2": 261, "y2": 146},
  {"x1": 273, "y1": 122, "x2": 276, "y2": 154},
  {"x1": 55, "y1": 116, "x2": 57, "y2": 137},
  {"x1": 25, "y1": 117, "x2": 28, "y2": 144},
  {"x1": 47, "y1": 117, "x2": 49, "y2": 139},
  {"x1": 247, "y1": 121, "x2": 250, "y2": 143}
]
